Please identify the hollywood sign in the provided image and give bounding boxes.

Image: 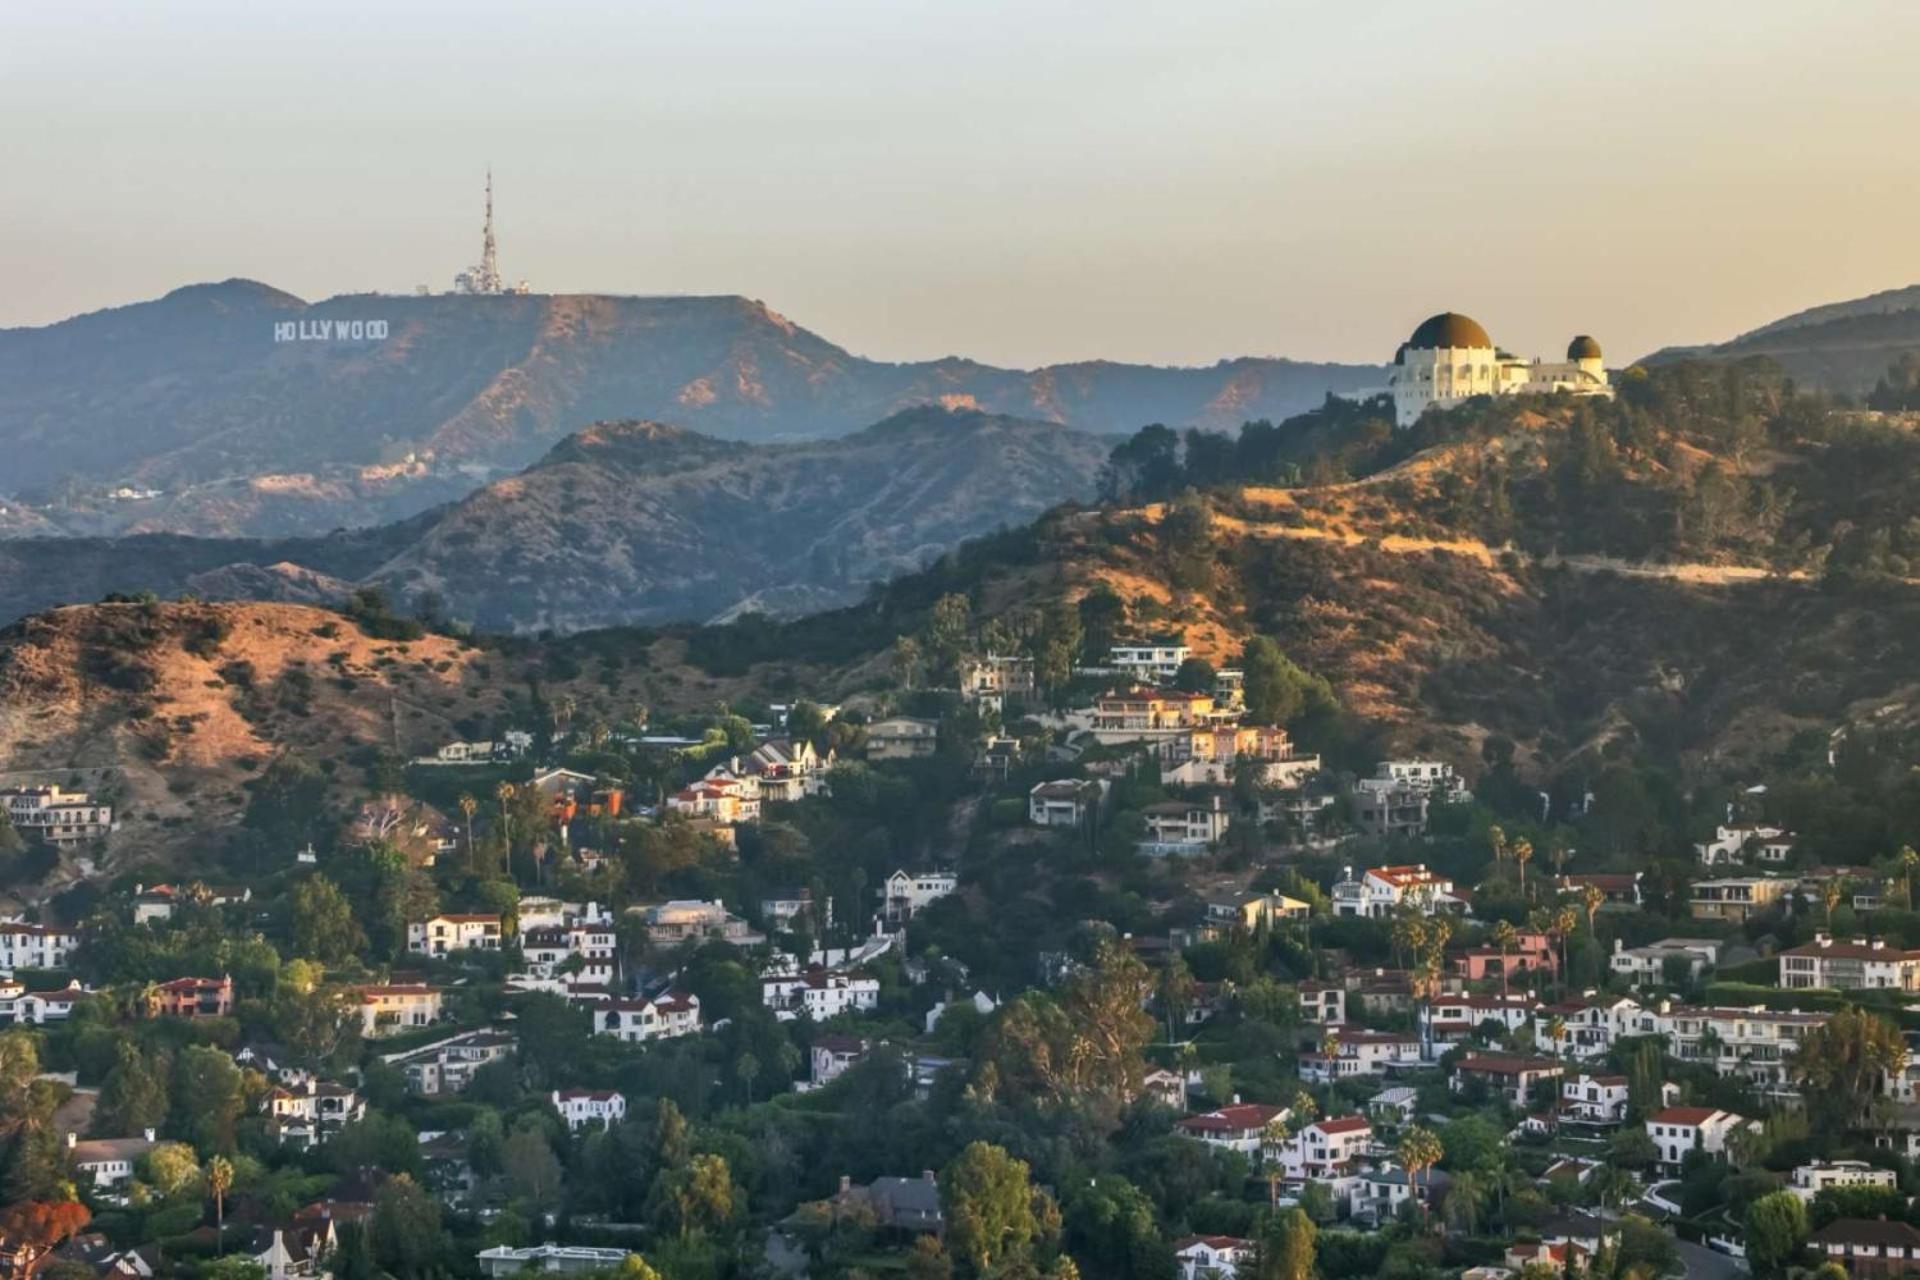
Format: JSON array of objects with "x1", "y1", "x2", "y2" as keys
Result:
[{"x1": 273, "y1": 318, "x2": 390, "y2": 343}]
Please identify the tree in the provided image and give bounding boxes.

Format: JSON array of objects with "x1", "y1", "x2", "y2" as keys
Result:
[
  {"x1": 980, "y1": 940, "x2": 1154, "y2": 1107},
  {"x1": 292, "y1": 875, "x2": 366, "y2": 964},
  {"x1": 1901, "y1": 845, "x2": 1919, "y2": 910},
  {"x1": 1240, "y1": 637, "x2": 1333, "y2": 729},
  {"x1": 657, "y1": 1153, "x2": 735, "y2": 1240},
  {"x1": 1512, "y1": 839, "x2": 1534, "y2": 899},
  {"x1": 1822, "y1": 878, "x2": 1845, "y2": 929},
  {"x1": 371, "y1": 1174, "x2": 444, "y2": 1279},
  {"x1": 1157, "y1": 955, "x2": 1197, "y2": 1044},
  {"x1": 1396, "y1": 1125, "x2": 1443, "y2": 1230},
  {"x1": 144, "y1": 1141, "x2": 201, "y2": 1200},
  {"x1": 1172, "y1": 658, "x2": 1216, "y2": 693},
  {"x1": 97, "y1": 1041, "x2": 169, "y2": 1137},
  {"x1": 502, "y1": 1127, "x2": 564, "y2": 1209},
  {"x1": 171, "y1": 1046, "x2": 245, "y2": 1154},
  {"x1": 206, "y1": 1156, "x2": 234, "y2": 1253},
  {"x1": 1490, "y1": 920, "x2": 1519, "y2": 999},
  {"x1": 905, "y1": 1235, "x2": 954, "y2": 1280},
  {"x1": 1252, "y1": 1207, "x2": 1316, "y2": 1280},
  {"x1": 1744, "y1": 1189, "x2": 1809, "y2": 1280},
  {"x1": 0, "y1": 1200, "x2": 91, "y2": 1277},
  {"x1": 1581, "y1": 883, "x2": 1606, "y2": 938},
  {"x1": 458, "y1": 793, "x2": 479, "y2": 869},
  {"x1": 1791, "y1": 1006, "x2": 1907, "y2": 1127},
  {"x1": 942, "y1": 1142, "x2": 1056, "y2": 1278}
]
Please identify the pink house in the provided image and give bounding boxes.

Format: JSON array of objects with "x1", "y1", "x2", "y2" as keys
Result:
[{"x1": 1455, "y1": 930, "x2": 1557, "y2": 982}]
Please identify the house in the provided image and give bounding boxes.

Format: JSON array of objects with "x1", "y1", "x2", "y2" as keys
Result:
[
  {"x1": 1645, "y1": 1106, "x2": 1749, "y2": 1172},
  {"x1": 1205, "y1": 891, "x2": 1311, "y2": 932},
  {"x1": 1352, "y1": 779, "x2": 1429, "y2": 838},
  {"x1": 1090, "y1": 686, "x2": 1221, "y2": 739},
  {"x1": 1, "y1": 785, "x2": 113, "y2": 845},
  {"x1": 1505, "y1": 1243, "x2": 1590, "y2": 1274},
  {"x1": 1454, "y1": 931, "x2": 1555, "y2": 982},
  {"x1": 345, "y1": 794, "x2": 457, "y2": 864},
  {"x1": 760, "y1": 967, "x2": 880, "y2": 1021},
  {"x1": 810, "y1": 1035, "x2": 869, "y2": 1089},
  {"x1": 1560, "y1": 1073, "x2": 1631, "y2": 1126},
  {"x1": 1423, "y1": 994, "x2": 1537, "y2": 1050},
  {"x1": 407, "y1": 914, "x2": 502, "y2": 956},
  {"x1": 637, "y1": 900, "x2": 765, "y2": 947},
  {"x1": 1299, "y1": 1028, "x2": 1420, "y2": 1082},
  {"x1": 593, "y1": 990, "x2": 702, "y2": 1043},
  {"x1": 1450, "y1": 1054, "x2": 1564, "y2": 1105},
  {"x1": 265, "y1": 1081, "x2": 365, "y2": 1147},
  {"x1": 1354, "y1": 1164, "x2": 1452, "y2": 1224},
  {"x1": 1689, "y1": 877, "x2": 1792, "y2": 922},
  {"x1": 66, "y1": 1131, "x2": 155, "y2": 1188},
  {"x1": 8, "y1": 981, "x2": 86, "y2": 1024},
  {"x1": 1331, "y1": 864, "x2": 1466, "y2": 918},
  {"x1": 1028, "y1": 779, "x2": 1104, "y2": 828},
  {"x1": 551, "y1": 1089, "x2": 626, "y2": 1131},
  {"x1": 1790, "y1": 1161, "x2": 1897, "y2": 1201},
  {"x1": 825, "y1": 1171, "x2": 946, "y2": 1234},
  {"x1": 1174, "y1": 1101, "x2": 1288, "y2": 1155},
  {"x1": 727, "y1": 737, "x2": 832, "y2": 803},
  {"x1": 1140, "y1": 797, "x2": 1233, "y2": 855},
  {"x1": 865, "y1": 717, "x2": 940, "y2": 761},
  {"x1": 882, "y1": 870, "x2": 957, "y2": 926},
  {"x1": 1809, "y1": 1219, "x2": 1920, "y2": 1277},
  {"x1": 244, "y1": 1221, "x2": 338, "y2": 1280},
  {"x1": 1695, "y1": 824, "x2": 1795, "y2": 867},
  {"x1": 1274, "y1": 1115, "x2": 1374, "y2": 1187},
  {"x1": 1779, "y1": 934, "x2": 1920, "y2": 991},
  {"x1": 665, "y1": 779, "x2": 760, "y2": 825},
  {"x1": 356, "y1": 984, "x2": 443, "y2": 1038},
  {"x1": 1297, "y1": 980, "x2": 1346, "y2": 1025},
  {"x1": 1370, "y1": 759, "x2": 1471, "y2": 804},
  {"x1": 1552, "y1": 872, "x2": 1643, "y2": 907},
  {"x1": 1660, "y1": 1003, "x2": 1829, "y2": 1093},
  {"x1": 147, "y1": 975, "x2": 234, "y2": 1019},
  {"x1": 1142, "y1": 1068, "x2": 1188, "y2": 1110},
  {"x1": 1158, "y1": 726, "x2": 1321, "y2": 788},
  {"x1": 1367, "y1": 1086, "x2": 1419, "y2": 1129},
  {"x1": 959, "y1": 655, "x2": 1036, "y2": 712},
  {"x1": 520, "y1": 920, "x2": 617, "y2": 984},
  {"x1": 1609, "y1": 937, "x2": 1720, "y2": 985},
  {"x1": 0, "y1": 921, "x2": 80, "y2": 970},
  {"x1": 760, "y1": 888, "x2": 824, "y2": 933},
  {"x1": 386, "y1": 1029, "x2": 516, "y2": 1095},
  {"x1": 477, "y1": 1245, "x2": 638, "y2": 1277},
  {"x1": 1174, "y1": 1235, "x2": 1253, "y2": 1280},
  {"x1": 1108, "y1": 639, "x2": 1192, "y2": 684}
]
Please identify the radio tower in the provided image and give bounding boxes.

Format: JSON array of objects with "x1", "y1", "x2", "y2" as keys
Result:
[{"x1": 477, "y1": 167, "x2": 503, "y2": 294}]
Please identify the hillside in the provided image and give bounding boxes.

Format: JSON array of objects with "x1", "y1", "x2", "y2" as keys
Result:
[
  {"x1": 1644, "y1": 281, "x2": 1920, "y2": 394},
  {"x1": 0, "y1": 281, "x2": 1380, "y2": 536},
  {"x1": 0, "y1": 407, "x2": 1110, "y2": 632}
]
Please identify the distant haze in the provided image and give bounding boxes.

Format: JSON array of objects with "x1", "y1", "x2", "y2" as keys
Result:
[{"x1": 6, "y1": 1, "x2": 1920, "y2": 367}]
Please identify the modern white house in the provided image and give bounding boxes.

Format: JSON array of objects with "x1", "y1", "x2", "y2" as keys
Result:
[
  {"x1": 551, "y1": 1088, "x2": 626, "y2": 1131},
  {"x1": 1645, "y1": 1106, "x2": 1750, "y2": 1172},
  {"x1": 407, "y1": 914, "x2": 503, "y2": 956},
  {"x1": 881, "y1": 870, "x2": 957, "y2": 926},
  {"x1": 1778, "y1": 934, "x2": 1920, "y2": 991},
  {"x1": 593, "y1": 991, "x2": 702, "y2": 1043},
  {"x1": 1789, "y1": 1160, "x2": 1897, "y2": 1201}
]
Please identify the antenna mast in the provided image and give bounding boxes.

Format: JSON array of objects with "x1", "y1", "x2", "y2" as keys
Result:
[{"x1": 479, "y1": 167, "x2": 502, "y2": 294}]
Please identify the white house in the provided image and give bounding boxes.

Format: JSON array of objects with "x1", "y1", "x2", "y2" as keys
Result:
[
  {"x1": 1609, "y1": 938, "x2": 1720, "y2": 985},
  {"x1": 1789, "y1": 1160, "x2": 1897, "y2": 1201},
  {"x1": 67, "y1": 1131, "x2": 155, "y2": 1188},
  {"x1": 1560, "y1": 1073, "x2": 1632, "y2": 1126},
  {"x1": 593, "y1": 991, "x2": 702, "y2": 1043},
  {"x1": 407, "y1": 914, "x2": 502, "y2": 956},
  {"x1": 551, "y1": 1089, "x2": 626, "y2": 1131},
  {"x1": 1646, "y1": 1106, "x2": 1749, "y2": 1172},
  {"x1": 1028, "y1": 779, "x2": 1104, "y2": 828},
  {"x1": 1108, "y1": 640, "x2": 1191, "y2": 684},
  {"x1": 356, "y1": 984, "x2": 443, "y2": 1038},
  {"x1": 1695, "y1": 824, "x2": 1794, "y2": 867},
  {"x1": 1299, "y1": 1029, "x2": 1421, "y2": 1082},
  {"x1": 0, "y1": 921, "x2": 79, "y2": 970},
  {"x1": 1139, "y1": 797, "x2": 1232, "y2": 856},
  {"x1": 1275, "y1": 1115, "x2": 1374, "y2": 1187},
  {"x1": 1778, "y1": 934, "x2": 1920, "y2": 991},
  {"x1": 882, "y1": 870, "x2": 956, "y2": 926},
  {"x1": 1370, "y1": 759, "x2": 1471, "y2": 804},
  {"x1": 1, "y1": 786, "x2": 114, "y2": 845},
  {"x1": 1173, "y1": 1102, "x2": 1288, "y2": 1155},
  {"x1": 760, "y1": 968, "x2": 880, "y2": 1021},
  {"x1": 810, "y1": 1035, "x2": 870, "y2": 1089},
  {"x1": 865, "y1": 717, "x2": 940, "y2": 761},
  {"x1": 1174, "y1": 1235, "x2": 1253, "y2": 1280},
  {"x1": 1331, "y1": 865, "x2": 1465, "y2": 918}
]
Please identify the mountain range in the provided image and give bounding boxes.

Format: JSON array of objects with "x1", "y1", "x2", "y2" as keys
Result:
[
  {"x1": 0, "y1": 407, "x2": 1112, "y2": 632},
  {"x1": 0, "y1": 280, "x2": 1380, "y2": 537}
]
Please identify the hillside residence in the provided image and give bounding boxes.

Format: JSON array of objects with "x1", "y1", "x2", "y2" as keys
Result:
[
  {"x1": 1299, "y1": 1028, "x2": 1421, "y2": 1082},
  {"x1": 1779, "y1": 934, "x2": 1920, "y2": 990},
  {"x1": 1028, "y1": 779, "x2": 1105, "y2": 828},
  {"x1": 520, "y1": 921, "x2": 617, "y2": 984},
  {"x1": 131, "y1": 882, "x2": 251, "y2": 924},
  {"x1": 1450, "y1": 1054, "x2": 1564, "y2": 1105},
  {"x1": 1174, "y1": 1236, "x2": 1253, "y2": 1280},
  {"x1": 1423, "y1": 994, "x2": 1537, "y2": 1048},
  {"x1": 147, "y1": 975, "x2": 233, "y2": 1019},
  {"x1": 1383, "y1": 312, "x2": 1612, "y2": 428},
  {"x1": 825, "y1": 1172, "x2": 945, "y2": 1235},
  {"x1": 760, "y1": 967, "x2": 880, "y2": 1021},
  {"x1": 346, "y1": 795, "x2": 457, "y2": 863},
  {"x1": 1370, "y1": 759, "x2": 1471, "y2": 803},
  {"x1": 1157, "y1": 725, "x2": 1321, "y2": 788},
  {"x1": 386, "y1": 1029, "x2": 516, "y2": 1096},
  {"x1": 1560, "y1": 1073, "x2": 1632, "y2": 1125},
  {"x1": 1455, "y1": 930, "x2": 1555, "y2": 982},
  {"x1": 1107, "y1": 639, "x2": 1192, "y2": 684},
  {"x1": 882, "y1": 870, "x2": 957, "y2": 926},
  {"x1": 1646, "y1": 1106, "x2": 1750, "y2": 1172},
  {"x1": 0, "y1": 980, "x2": 87, "y2": 1024},
  {"x1": 1090, "y1": 686, "x2": 1222, "y2": 739},
  {"x1": 593, "y1": 990, "x2": 702, "y2": 1044},
  {"x1": 476, "y1": 1246, "x2": 638, "y2": 1278},
  {"x1": 1689, "y1": 876, "x2": 1792, "y2": 922},
  {"x1": 551, "y1": 1088, "x2": 625, "y2": 1130},
  {"x1": 1609, "y1": 937, "x2": 1720, "y2": 985},
  {"x1": 356, "y1": 984, "x2": 443, "y2": 1038},
  {"x1": 1552, "y1": 872, "x2": 1644, "y2": 907},
  {"x1": 666, "y1": 778, "x2": 760, "y2": 825},
  {"x1": 1205, "y1": 891, "x2": 1311, "y2": 932},
  {"x1": 810, "y1": 1035, "x2": 869, "y2": 1089},
  {"x1": 1174, "y1": 1101, "x2": 1288, "y2": 1154},
  {"x1": 1695, "y1": 824, "x2": 1795, "y2": 867},
  {"x1": 1275, "y1": 1115, "x2": 1374, "y2": 1185},
  {"x1": 1298, "y1": 980, "x2": 1346, "y2": 1025},
  {"x1": 865, "y1": 717, "x2": 940, "y2": 761},
  {"x1": 760, "y1": 888, "x2": 824, "y2": 932},
  {"x1": 1809, "y1": 1219, "x2": 1920, "y2": 1278},
  {"x1": 265, "y1": 1081, "x2": 364, "y2": 1147},
  {"x1": 66, "y1": 1131, "x2": 155, "y2": 1189},
  {"x1": 0, "y1": 785, "x2": 114, "y2": 845},
  {"x1": 637, "y1": 899, "x2": 765, "y2": 947},
  {"x1": 0, "y1": 921, "x2": 79, "y2": 970},
  {"x1": 1332, "y1": 864, "x2": 1465, "y2": 918},
  {"x1": 407, "y1": 913, "x2": 503, "y2": 956},
  {"x1": 1790, "y1": 1161, "x2": 1897, "y2": 1201},
  {"x1": 411, "y1": 734, "x2": 530, "y2": 766},
  {"x1": 1352, "y1": 778, "x2": 1430, "y2": 838},
  {"x1": 958, "y1": 654, "x2": 1036, "y2": 712},
  {"x1": 1140, "y1": 797, "x2": 1232, "y2": 856}
]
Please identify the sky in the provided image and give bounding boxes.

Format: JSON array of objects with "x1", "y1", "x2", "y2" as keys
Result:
[{"x1": 5, "y1": 0, "x2": 1920, "y2": 369}]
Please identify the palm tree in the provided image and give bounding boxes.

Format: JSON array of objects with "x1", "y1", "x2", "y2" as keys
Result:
[
  {"x1": 458, "y1": 792, "x2": 478, "y2": 868},
  {"x1": 1444, "y1": 1170, "x2": 1486, "y2": 1234},
  {"x1": 206, "y1": 1155, "x2": 233, "y2": 1253},
  {"x1": 1512, "y1": 839, "x2": 1534, "y2": 900},
  {"x1": 1902, "y1": 845, "x2": 1919, "y2": 910},
  {"x1": 496, "y1": 780, "x2": 517, "y2": 853},
  {"x1": 1545, "y1": 1015, "x2": 1569, "y2": 1064},
  {"x1": 1488, "y1": 824, "x2": 1508, "y2": 866},
  {"x1": 1262, "y1": 1114, "x2": 1292, "y2": 1208},
  {"x1": 1553, "y1": 906, "x2": 1579, "y2": 987},
  {"x1": 1581, "y1": 883, "x2": 1606, "y2": 938},
  {"x1": 1491, "y1": 920, "x2": 1519, "y2": 999},
  {"x1": 1397, "y1": 1124, "x2": 1444, "y2": 1229},
  {"x1": 1821, "y1": 878, "x2": 1845, "y2": 930}
]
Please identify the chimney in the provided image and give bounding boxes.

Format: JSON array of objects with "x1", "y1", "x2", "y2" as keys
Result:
[
  {"x1": 143, "y1": 1128, "x2": 155, "y2": 1143},
  {"x1": 839, "y1": 1175, "x2": 851, "y2": 1193},
  {"x1": 1613, "y1": 939, "x2": 1623, "y2": 954},
  {"x1": 65, "y1": 1132, "x2": 76, "y2": 1150},
  {"x1": 923, "y1": 1170, "x2": 937, "y2": 1184}
]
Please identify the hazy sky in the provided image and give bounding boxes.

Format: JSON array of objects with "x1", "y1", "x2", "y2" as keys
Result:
[{"x1": 6, "y1": 1, "x2": 1919, "y2": 368}]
